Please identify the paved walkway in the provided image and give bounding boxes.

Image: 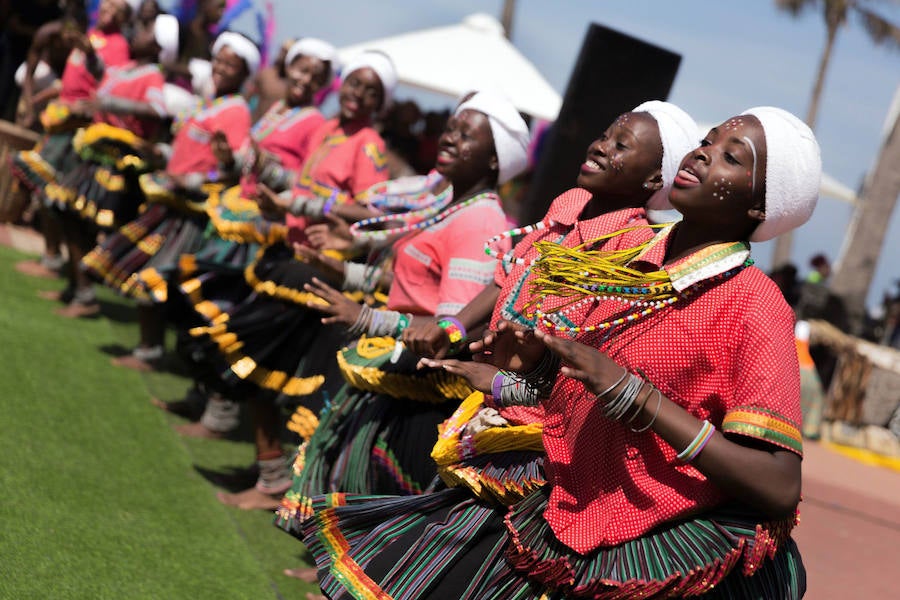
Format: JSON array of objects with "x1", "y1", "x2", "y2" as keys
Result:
[
  {"x1": 796, "y1": 440, "x2": 900, "y2": 598},
  {"x1": 1, "y1": 222, "x2": 898, "y2": 597}
]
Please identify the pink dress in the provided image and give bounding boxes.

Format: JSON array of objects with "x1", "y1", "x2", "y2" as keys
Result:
[
  {"x1": 59, "y1": 28, "x2": 130, "y2": 102},
  {"x1": 94, "y1": 62, "x2": 166, "y2": 140}
]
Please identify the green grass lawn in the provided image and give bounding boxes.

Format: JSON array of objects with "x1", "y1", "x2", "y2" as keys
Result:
[{"x1": 0, "y1": 245, "x2": 316, "y2": 599}]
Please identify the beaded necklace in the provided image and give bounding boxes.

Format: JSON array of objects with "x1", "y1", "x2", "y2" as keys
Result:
[
  {"x1": 350, "y1": 190, "x2": 496, "y2": 241},
  {"x1": 483, "y1": 218, "x2": 556, "y2": 268},
  {"x1": 172, "y1": 93, "x2": 243, "y2": 134},
  {"x1": 359, "y1": 171, "x2": 448, "y2": 213},
  {"x1": 526, "y1": 228, "x2": 752, "y2": 333},
  {"x1": 251, "y1": 100, "x2": 309, "y2": 141},
  {"x1": 531, "y1": 259, "x2": 753, "y2": 333}
]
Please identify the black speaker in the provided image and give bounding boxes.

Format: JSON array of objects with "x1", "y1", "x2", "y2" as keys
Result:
[{"x1": 522, "y1": 23, "x2": 682, "y2": 224}]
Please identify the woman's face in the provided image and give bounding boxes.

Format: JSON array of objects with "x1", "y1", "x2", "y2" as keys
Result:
[
  {"x1": 211, "y1": 46, "x2": 249, "y2": 95},
  {"x1": 138, "y1": 0, "x2": 159, "y2": 22},
  {"x1": 96, "y1": 0, "x2": 127, "y2": 30},
  {"x1": 575, "y1": 112, "x2": 663, "y2": 197},
  {"x1": 285, "y1": 55, "x2": 329, "y2": 107},
  {"x1": 669, "y1": 115, "x2": 767, "y2": 230},
  {"x1": 434, "y1": 109, "x2": 496, "y2": 184},
  {"x1": 338, "y1": 67, "x2": 384, "y2": 122}
]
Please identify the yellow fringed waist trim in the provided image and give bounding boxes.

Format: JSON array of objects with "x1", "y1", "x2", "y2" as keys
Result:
[
  {"x1": 336, "y1": 336, "x2": 474, "y2": 403},
  {"x1": 431, "y1": 392, "x2": 545, "y2": 504}
]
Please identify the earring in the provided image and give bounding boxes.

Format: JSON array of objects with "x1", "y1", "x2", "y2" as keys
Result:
[{"x1": 642, "y1": 183, "x2": 651, "y2": 189}]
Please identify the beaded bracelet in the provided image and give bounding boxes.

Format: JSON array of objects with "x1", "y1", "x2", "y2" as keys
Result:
[
  {"x1": 395, "y1": 313, "x2": 411, "y2": 337},
  {"x1": 491, "y1": 370, "x2": 505, "y2": 400},
  {"x1": 676, "y1": 420, "x2": 716, "y2": 463},
  {"x1": 322, "y1": 192, "x2": 338, "y2": 216},
  {"x1": 436, "y1": 316, "x2": 467, "y2": 355}
]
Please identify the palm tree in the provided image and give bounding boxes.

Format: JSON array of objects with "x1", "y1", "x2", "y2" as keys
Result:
[{"x1": 771, "y1": 0, "x2": 900, "y2": 267}]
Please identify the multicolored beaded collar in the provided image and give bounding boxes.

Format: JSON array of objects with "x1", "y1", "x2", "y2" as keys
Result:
[{"x1": 527, "y1": 228, "x2": 753, "y2": 333}]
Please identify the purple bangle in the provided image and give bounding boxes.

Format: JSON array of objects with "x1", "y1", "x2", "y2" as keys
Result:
[
  {"x1": 323, "y1": 193, "x2": 337, "y2": 215},
  {"x1": 491, "y1": 370, "x2": 504, "y2": 401}
]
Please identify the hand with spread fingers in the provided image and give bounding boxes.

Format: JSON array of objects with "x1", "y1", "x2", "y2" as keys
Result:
[
  {"x1": 306, "y1": 212, "x2": 353, "y2": 251},
  {"x1": 303, "y1": 277, "x2": 362, "y2": 326},
  {"x1": 533, "y1": 329, "x2": 626, "y2": 395},
  {"x1": 256, "y1": 183, "x2": 292, "y2": 216},
  {"x1": 470, "y1": 320, "x2": 547, "y2": 373},
  {"x1": 418, "y1": 357, "x2": 498, "y2": 393},
  {"x1": 293, "y1": 243, "x2": 345, "y2": 286}
]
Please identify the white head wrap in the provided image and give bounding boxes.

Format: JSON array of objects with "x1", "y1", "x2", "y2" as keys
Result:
[
  {"x1": 153, "y1": 14, "x2": 179, "y2": 66},
  {"x1": 212, "y1": 32, "x2": 261, "y2": 77},
  {"x1": 285, "y1": 38, "x2": 339, "y2": 83},
  {"x1": 739, "y1": 107, "x2": 821, "y2": 242},
  {"x1": 455, "y1": 90, "x2": 530, "y2": 185},
  {"x1": 632, "y1": 100, "x2": 701, "y2": 211},
  {"x1": 341, "y1": 50, "x2": 397, "y2": 110}
]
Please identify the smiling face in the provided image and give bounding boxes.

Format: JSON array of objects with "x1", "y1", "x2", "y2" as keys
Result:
[
  {"x1": 669, "y1": 115, "x2": 767, "y2": 234},
  {"x1": 434, "y1": 109, "x2": 497, "y2": 186},
  {"x1": 211, "y1": 46, "x2": 249, "y2": 96},
  {"x1": 338, "y1": 67, "x2": 384, "y2": 122},
  {"x1": 285, "y1": 54, "x2": 329, "y2": 107},
  {"x1": 575, "y1": 112, "x2": 663, "y2": 199}
]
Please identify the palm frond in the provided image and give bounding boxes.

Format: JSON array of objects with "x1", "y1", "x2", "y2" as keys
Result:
[
  {"x1": 855, "y1": 6, "x2": 900, "y2": 49},
  {"x1": 775, "y1": 0, "x2": 817, "y2": 16}
]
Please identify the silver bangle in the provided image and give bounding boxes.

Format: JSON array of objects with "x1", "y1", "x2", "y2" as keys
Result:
[
  {"x1": 594, "y1": 369, "x2": 628, "y2": 400},
  {"x1": 630, "y1": 384, "x2": 663, "y2": 433}
]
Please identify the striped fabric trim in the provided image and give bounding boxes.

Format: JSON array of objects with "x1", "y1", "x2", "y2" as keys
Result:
[
  {"x1": 448, "y1": 257, "x2": 496, "y2": 285},
  {"x1": 402, "y1": 243, "x2": 432, "y2": 266},
  {"x1": 722, "y1": 406, "x2": 803, "y2": 456},
  {"x1": 314, "y1": 494, "x2": 397, "y2": 600},
  {"x1": 667, "y1": 241, "x2": 751, "y2": 292},
  {"x1": 435, "y1": 302, "x2": 465, "y2": 316},
  {"x1": 372, "y1": 440, "x2": 423, "y2": 495}
]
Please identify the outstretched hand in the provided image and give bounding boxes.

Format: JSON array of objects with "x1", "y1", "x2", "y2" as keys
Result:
[
  {"x1": 293, "y1": 243, "x2": 345, "y2": 286},
  {"x1": 306, "y1": 212, "x2": 352, "y2": 251},
  {"x1": 302, "y1": 277, "x2": 362, "y2": 326},
  {"x1": 418, "y1": 357, "x2": 498, "y2": 394},
  {"x1": 256, "y1": 183, "x2": 292, "y2": 216},
  {"x1": 470, "y1": 320, "x2": 546, "y2": 373},
  {"x1": 533, "y1": 329, "x2": 625, "y2": 395}
]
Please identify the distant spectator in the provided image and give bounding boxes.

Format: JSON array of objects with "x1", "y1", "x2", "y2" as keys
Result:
[
  {"x1": 1, "y1": 0, "x2": 65, "y2": 120},
  {"x1": 770, "y1": 262, "x2": 800, "y2": 306},
  {"x1": 807, "y1": 252, "x2": 831, "y2": 284}
]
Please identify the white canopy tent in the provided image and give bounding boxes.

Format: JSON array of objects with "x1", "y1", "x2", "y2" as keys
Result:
[{"x1": 337, "y1": 13, "x2": 562, "y2": 121}]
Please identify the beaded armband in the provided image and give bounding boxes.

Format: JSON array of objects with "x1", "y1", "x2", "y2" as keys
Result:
[{"x1": 436, "y1": 316, "x2": 467, "y2": 355}]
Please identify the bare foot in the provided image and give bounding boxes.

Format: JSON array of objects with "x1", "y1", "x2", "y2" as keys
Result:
[
  {"x1": 111, "y1": 354, "x2": 158, "y2": 372},
  {"x1": 306, "y1": 593, "x2": 325, "y2": 600},
  {"x1": 55, "y1": 301, "x2": 101, "y2": 318},
  {"x1": 175, "y1": 421, "x2": 228, "y2": 440},
  {"x1": 37, "y1": 289, "x2": 72, "y2": 302},
  {"x1": 16, "y1": 259, "x2": 62, "y2": 279},
  {"x1": 283, "y1": 566, "x2": 319, "y2": 583},
  {"x1": 216, "y1": 487, "x2": 283, "y2": 510}
]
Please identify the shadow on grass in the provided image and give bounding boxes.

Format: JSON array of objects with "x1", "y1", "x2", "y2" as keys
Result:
[
  {"x1": 194, "y1": 463, "x2": 260, "y2": 492},
  {"x1": 97, "y1": 298, "x2": 137, "y2": 323}
]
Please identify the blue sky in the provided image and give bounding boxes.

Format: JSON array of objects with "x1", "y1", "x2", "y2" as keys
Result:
[{"x1": 215, "y1": 0, "x2": 900, "y2": 308}]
